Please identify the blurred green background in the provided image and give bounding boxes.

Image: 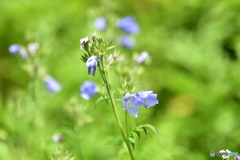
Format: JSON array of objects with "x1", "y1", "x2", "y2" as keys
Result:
[{"x1": 0, "y1": 0, "x2": 240, "y2": 159}]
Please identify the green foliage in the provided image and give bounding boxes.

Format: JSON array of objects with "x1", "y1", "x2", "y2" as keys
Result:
[
  {"x1": 50, "y1": 150, "x2": 75, "y2": 160},
  {"x1": 129, "y1": 124, "x2": 160, "y2": 149},
  {"x1": 80, "y1": 52, "x2": 90, "y2": 63},
  {"x1": 95, "y1": 95, "x2": 109, "y2": 108}
]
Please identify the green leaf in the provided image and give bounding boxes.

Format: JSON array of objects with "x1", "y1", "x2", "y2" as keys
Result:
[
  {"x1": 106, "y1": 46, "x2": 116, "y2": 50},
  {"x1": 133, "y1": 131, "x2": 140, "y2": 140},
  {"x1": 146, "y1": 131, "x2": 152, "y2": 138},
  {"x1": 80, "y1": 53, "x2": 89, "y2": 63},
  {"x1": 95, "y1": 95, "x2": 109, "y2": 108},
  {"x1": 143, "y1": 124, "x2": 160, "y2": 140},
  {"x1": 105, "y1": 40, "x2": 113, "y2": 47},
  {"x1": 128, "y1": 136, "x2": 135, "y2": 149},
  {"x1": 128, "y1": 136, "x2": 135, "y2": 143},
  {"x1": 140, "y1": 126, "x2": 147, "y2": 135}
]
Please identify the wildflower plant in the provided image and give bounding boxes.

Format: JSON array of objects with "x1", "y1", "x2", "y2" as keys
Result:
[
  {"x1": 8, "y1": 42, "x2": 62, "y2": 95},
  {"x1": 79, "y1": 33, "x2": 160, "y2": 160}
]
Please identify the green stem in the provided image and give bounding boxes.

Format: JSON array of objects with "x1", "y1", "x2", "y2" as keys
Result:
[
  {"x1": 100, "y1": 69, "x2": 134, "y2": 160},
  {"x1": 125, "y1": 110, "x2": 129, "y2": 138}
]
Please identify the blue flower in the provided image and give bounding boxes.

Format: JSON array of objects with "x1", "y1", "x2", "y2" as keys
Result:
[
  {"x1": 136, "y1": 51, "x2": 149, "y2": 63},
  {"x1": 118, "y1": 16, "x2": 139, "y2": 34},
  {"x1": 80, "y1": 37, "x2": 89, "y2": 49},
  {"x1": 9, "y1": 44, "x2": 20, "y2": 54},
  {"x1": 120, "y1": 35, "x2": 135, "y2": 49},
  {"x1": 20, "y1": 51, "x2": 28, "y2": 60},
  {"x1": 122, "y1": 91, "x2": 158, "y2": 117},
  {"x1": 136, "y1": 91, "x2": 158, "y2": 108},
  {"x1": 122, "y1": 93, "x2": 142, "y2": 117},
  {"x1": 86, "y1": 56, "x2": 98, "y2": 76},
  {"x1": 44, "y1": 76, "x2": 62, "y2": 94},
  {"x1": 80, "y1": 81, "x2": 98, "y2": 100},
  {"x1": 94, "y1": 17, "x2": 107, "y2": 30}
]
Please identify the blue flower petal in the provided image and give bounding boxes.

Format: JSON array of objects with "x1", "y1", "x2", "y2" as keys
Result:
[
  {"x1": 86, "y1": 56, "x2": 98, "y2": 76},
  {"x1": 20, "y1": 51, "x2": 28, "y2": 60},
  {"x1": 122, "y1": 93, "x2": 142, "y2": 117},
  {"x1": 94, "y1": 17, "x2": 107, "y2": 30},
  {"x1": 136, "y1": 52, "x2": 149, "y2": 63},
  {"x1": 136, "y1": 91, "x2": 158, "y2": 108},
  {"x1": 120, "y1": 35, "x2": 135, "y2": 49},
  {"x1": 9, "y1": 44, "x2": 20, "y2": 55},
  {"x1": 118, "y1": 16, "x2": 139, "y2": 34},
  {"x1": 45, "y1": 76, "x2": 62, "y2": 94},
  {"x1": 80, "y1": 81, "x2": 98, "y2": 100}
]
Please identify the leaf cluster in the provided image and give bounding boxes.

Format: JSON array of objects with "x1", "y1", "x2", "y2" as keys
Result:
[
  {"x1": 80, "y1": 34, "x2": 115, "y2": 63},
  {"x1": 128, "y1": 124, "x2": 160, "y2": 149}
]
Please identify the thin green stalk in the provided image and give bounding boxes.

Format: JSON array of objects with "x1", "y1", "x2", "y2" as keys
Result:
[
  {"x1": 125, "y1": 110, "x2": 129, "y2": 138},
  {"x1": 98, "y1": 52, "x2": 134, "y2": 159},
  {"x1": 76, "y1": 126, "x2": 84, "y2": 160},
  {"x1": 100, "y1": 70, "x2": 134, "y2": 160}
]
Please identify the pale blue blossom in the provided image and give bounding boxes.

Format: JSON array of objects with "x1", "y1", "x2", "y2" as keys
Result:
[
  {"x1": 122, "y1": 91, "x2": 158, "y2": 117},
  {"x1": 122, "y1": 93, "x2": 142, "y2": 117},
  {"x1": 20, "y1": 51, "x2": 28, "y2": 60},
  {"x1": 9, "y1": 44, "x2": 20, "y2": 54},
  {"x1": 45, "y1": 76, "x2": 62, "y2": 94},
  {"x1": 94, "y1": 17, "x2": 107, "y2": 30},
  {"x1": 118, "y1": 16, "x2": 139, "y2": 34},
  {"x1": 137, "y1": 51, "x2": 149, "y2": 63},
  {"x1": 136, "y1": 91, "x2": 158, "y2": 108},
  {"x1": 120, "y1": 35, "x2": 135, "y2": 49},
  {"x1": 80, "y1": 81, "x2": 98, "y2": 100}
]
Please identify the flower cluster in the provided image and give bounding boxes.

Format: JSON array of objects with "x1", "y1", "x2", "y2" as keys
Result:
[
  {"x1": 9, "y1": 43, "x2": 39, "y2": 60},
  {"x1": 9, "y1": 43, "x2": 62, "y2": 95},
  {"x1": 79, "y1": 34, "x2": 157, "y2": 117},
  {"x1": 122, "y1": 91, "x2": 158, "y2": 117},
  {"x1": 79, "y1": 35, "x2": 113, "y2": 76}
]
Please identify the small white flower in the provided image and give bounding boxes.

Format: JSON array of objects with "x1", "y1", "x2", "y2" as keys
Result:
[
  {"x1": 27, "y1": 43, "x2": 39, "y2": 54},
  {"x1": 80, "y1": 37, "x2": 89, "y2": 49},
  {"x1": 52, "y1": 134, "x2": 64, "y2": 143}
]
